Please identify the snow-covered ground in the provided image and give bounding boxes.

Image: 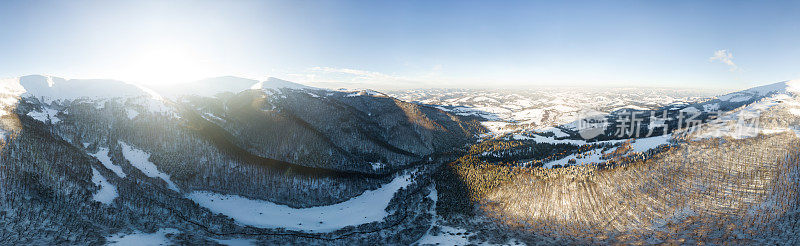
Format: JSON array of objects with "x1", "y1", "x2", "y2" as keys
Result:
[
  {"x1": 539, "y1": 127, "x2": 570, "y2": 138},
  {"x1": 414, "y1": 185, "x2": 524, "y2": 246},
  {"x1": 415, "y1": 224, "x2": 471, "y2": 246},
  {"x1": 119, "y1": 141, "x2": 179, "y2": 192},
  {"x1": 480, "y1": 121, "x2": 516, "y2": 136},
  {"x1": 187, "y1": 174, "x2": 413, "y2": 233},
  {"x1": 388, "y1": 87, "x2": 712, "y2": 129},
  {"x1": 393, "y1": 82, "x2": 798, "y2": 145},
  {"x1": 106, "y1": 228, "x2": 179, "y2": 246},
  {"x1": 27, "y1": 107, "x2": 60, "y2": 123},
  {"x1": 202, "y1": 112, "x2": 225, "y2": 122},
  {"x1": 126, "y1": 109, "x2": 139, "y2": 120},
  {"x1": 511, "y1": 133, "x2": 590, "y2": 145},
  {"x1": 212, "y1": 238, "x2": 258, "y2": 246},
  {"x1": 694, "y1": 92, "x2": 798, "y2": 140},
  {"x1": 90, "y1": 147, "x2": 126, "y2": 178},
  {"x1": 91, "y1": 167, "x2": 118, "y2": 205},
  {"x1": 690, "y1": 80, "x2": 800, "y2": 140},
  {"x1": 343, "y1": 89, "x2": 385, "y2": 98},
  {"x1": 14, "y1": 75, "x2": 152, "y2": 104},
  {"x1": 611, "y1": 105, "x2": 651, "y2": 111},
  {"x1": 703, "y1": 103, "x2": 720, "y2": 112},
  {"x1": 541, "y1": 134, "x2": 672, "y2": 168},
  {"x1": 628, "y1": 134, "x2": 672, "y2": 153},
  {"x1": 0, "y1": 75, "x2": 176, "y2": 117},
  {"x1": 252, "y1": 77, "x2": 313, "y2": 91},
  {"x1": 717, "y1": 81, "x2": 790, "y2": 102},
  {"x1": 437, "y1": 106, "x2": 504, "y2": 121},
  {"x1": 415, "y1": 185, "x2": 472, "y2": 246},
  {"x1": 370, "y1": 162, "x2": 385, "y2": 170}
]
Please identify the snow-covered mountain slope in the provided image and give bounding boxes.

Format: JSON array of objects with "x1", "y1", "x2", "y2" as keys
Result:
[
  {"x1": 717, "y1": 80, "x2": 794, "y2": 102},
  {"x1": 153, "y1": 76, "x2": 316, "y2": 98},
  {"x1": 181, "y1": 86, "x2": 482, "y2": 172},
  {"x1": 405, "y1": 80, "x2": 798, "y2": 144},
  {"x1": 13, "y1": 75, "x2": 156, "y2": 103},
  {"x1": 0, "y1": 75, "x2": 174, "y2": 127},
  {"x1": 689, "y1": 80, "x2": 800, "y2": 140},
  {"x1": 387, "y1": 87, "x2": 713, "y2": 131},
  {"x1": 4, "y1": 74, "x2": 798, "y2": 245},
  {"x1": 673, "y1": 80, "x2": 798, "y2": 116},
  {"x1": 0, "y1": 74, "x2": 473, "y2": 245},
  {"x1": 252, "y1": 77, "x2": 313, "y2": 90},
  {"x1": 422, "y1": 79, "x2": 799, "y2": 172},
  {"x1": 429, "y1": 80, "x2": 800, "y2": 244}
]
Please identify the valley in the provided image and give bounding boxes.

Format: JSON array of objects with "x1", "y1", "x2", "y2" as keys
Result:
[{"x1": 1, "y1": 75, "x2": 799, "y2": 245}]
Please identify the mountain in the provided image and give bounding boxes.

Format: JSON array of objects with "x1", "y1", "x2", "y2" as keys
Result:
[
  {"x1": 429, "y1": 80, "x2": 800, "y2": 244},
  {"x1": 0, "y1": 75, "x2": 173, "y2": 123},
  {"x1": 675, "y1": 80, "x2": 797, "y2": 113},
  {"x1": 387, "y1": 87, "x2": 714, "y2": 131},
  {"x1": 154, "y1": 76, "x2": 312, "y2": 98},
  {"x1": 251, "y1": 77, "x2": 312, "y2": 90},
  {"x1": 3, "y1": 75, "x2": 158, "y2": 103},
  {"x1": 2, "y1": 76, "x2": 800, "y2": 244},
  {"x1": 174, "y1": 76, "x2": 260, "y2": 97},
  {"x1": 176, "y1": 86, "x2": 482, "y2": 173},
  {"x1": 717, "y1": 81, "x2": 795, "y2": 101},
  {"x1": 0, "y1": 75, "x2": 481, "y2": 244}
]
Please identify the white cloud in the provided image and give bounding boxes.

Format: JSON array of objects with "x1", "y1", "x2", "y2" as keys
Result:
[{"x1": 709, "y1": 50, "x2": 738, "y2": 71}]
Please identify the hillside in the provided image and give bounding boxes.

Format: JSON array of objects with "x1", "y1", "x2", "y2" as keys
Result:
[
  {"x1": 1, "y1": 76, "x2": 799, "y2": 244},
  {"x1": 0, "y1": 75, "x2": 479, "y2": 244},
  {"x1": 428, "y1": 80, "x2": 800, "y2": 244}
]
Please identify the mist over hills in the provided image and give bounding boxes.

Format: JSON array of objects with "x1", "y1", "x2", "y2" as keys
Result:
[{"x1": 1, "y1": 75, "x2": 799, "y2": 244}]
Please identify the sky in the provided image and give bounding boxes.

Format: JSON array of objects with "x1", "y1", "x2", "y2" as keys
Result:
[{"x1": 0, "y1": 0, "x2": 799, "y2": 90}]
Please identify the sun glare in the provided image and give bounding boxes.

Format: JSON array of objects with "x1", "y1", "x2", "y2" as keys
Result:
[{"x1": 119, "y1": 44, "x2": 211, "y2": 85}]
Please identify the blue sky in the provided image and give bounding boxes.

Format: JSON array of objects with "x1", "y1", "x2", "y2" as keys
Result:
[{"x1": 1, "y1": 0, "x2": 798, "y2": 89}]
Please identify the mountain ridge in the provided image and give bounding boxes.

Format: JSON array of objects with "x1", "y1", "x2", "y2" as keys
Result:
[{"x1": 1, "y1": 75, "x2": 799, "y2": 244}]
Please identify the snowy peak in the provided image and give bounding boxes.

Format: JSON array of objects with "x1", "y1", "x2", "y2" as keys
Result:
[
  {"x1": 251, "y1": 77, "x2": 312, "y2": 90},
  {"x1": 15, "y1": 75, "x2": 154, "y2": 103},
  {"x1": 740, "y1": 81, "x2": 789, "y2": 95},
  {"x1": 787, "y1": 79, "x2": 800, "y2": 94},
  {"x1": 19, "y1": 75, "x2": 65, "y2": 89},
  {"x1": 5, "y1": 75, "x2": 319, "y2": 102},
  {"x1": 0, "y1": 75, "x2": 174, "y2": 123},
  {"x1": 343, "y1": 89, "x2": 388, "y2": 98},
  {"x1": 717, "y1": 81, "x2": 796, "y2": 103},
  {"x1": 161, "y1": 76, "x2": 314, "y2": 97}
]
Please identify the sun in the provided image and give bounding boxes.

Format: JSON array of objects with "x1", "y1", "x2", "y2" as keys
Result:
[{"x1": 120, "y1": 43, "x2": 211, "y2": 85}]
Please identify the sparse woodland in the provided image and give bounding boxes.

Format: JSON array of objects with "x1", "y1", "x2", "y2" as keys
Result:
[{"x1": 434, "y1": 129, "x2": 800, "y2": 244}]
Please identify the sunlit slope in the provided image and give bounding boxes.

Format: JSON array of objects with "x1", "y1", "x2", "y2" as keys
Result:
[
  {"x1": 181, "y1": 87, "x2": 483, "y2": 172},
  {"x1": 443, "y1": 95, "x2": 800, "y2": 243},
  {"x1": 486, "y1": 134, "x2": 798, "y2": 236}
]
